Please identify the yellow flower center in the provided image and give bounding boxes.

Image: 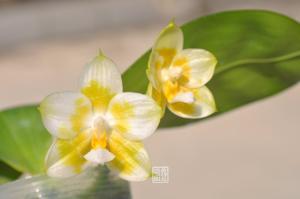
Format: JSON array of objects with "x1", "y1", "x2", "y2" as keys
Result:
[
  {"x1": 161, "y1": 67, "x2": 183, "y2": 82},
  {"x1": 159, "y1": 56, "x2": 192, "y2": 102}
]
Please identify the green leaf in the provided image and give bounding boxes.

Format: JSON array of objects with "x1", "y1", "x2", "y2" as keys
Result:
[
  {"x1": 0, "y1": 166, "x2": 131, "y2": 199},
  {"x1": 0, "y1": 105, "x2": 51, "y2": 174},
  {"x1": 122, "y1": 10, "x2": 300, "y2": 127},
  {"x1": 0, "y1": 161, "x2": 21, "y2": 185}
]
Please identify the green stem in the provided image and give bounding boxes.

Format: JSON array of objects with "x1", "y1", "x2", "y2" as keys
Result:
[{"x1": 215, "y1": 50, "x2": 300, "y2": 74}]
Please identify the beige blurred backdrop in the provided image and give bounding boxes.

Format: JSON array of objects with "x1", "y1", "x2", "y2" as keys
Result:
[{"x1": 0, "y1": 0, "x2": 299, "y2": 198}]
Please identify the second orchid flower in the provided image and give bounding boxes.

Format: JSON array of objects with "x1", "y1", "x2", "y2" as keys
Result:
[{"x1": 147, "y1": 22, "x2": 217, "y2": 119}]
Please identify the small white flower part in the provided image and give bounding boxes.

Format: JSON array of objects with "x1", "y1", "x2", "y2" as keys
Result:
[
  {"x1": 84, "y1": 148, "x2": 115, "y2": 165},
  {"x1": 171, "y1": 91, "x2": 194, "y2": 103}
]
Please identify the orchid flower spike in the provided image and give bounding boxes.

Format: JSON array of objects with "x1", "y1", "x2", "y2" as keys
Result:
[
  {"x1": 39, "y1": 52, "x2": 161, "y2": 181},
  {"x1": 147, "y1": 21, "x2": 217, "y2": 118}
]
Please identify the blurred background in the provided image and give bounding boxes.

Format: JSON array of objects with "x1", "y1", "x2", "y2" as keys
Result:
[{"x1": 0, "y1": 0, "x2": 299, "y2": 198}]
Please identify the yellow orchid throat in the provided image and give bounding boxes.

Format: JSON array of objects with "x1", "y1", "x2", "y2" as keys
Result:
[
  {"x1": 91, "y1": 117, "x2": 109, "y2": 149},
  {"x1": 40, "y1": 53, "x2": 161, "y2": 181},
  {"x1": 147, "y1": 21, "x2": 217, "y2": 119}
]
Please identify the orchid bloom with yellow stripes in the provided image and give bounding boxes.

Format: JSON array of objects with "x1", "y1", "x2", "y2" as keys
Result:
[
  {"x1": 147, "y1": 22, "x2": 217, "y2": 118},
  {"x1": 39, "y1": 53, "x2": 161, "y2": 181}
]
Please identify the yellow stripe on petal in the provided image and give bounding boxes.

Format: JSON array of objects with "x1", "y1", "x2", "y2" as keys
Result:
[
  {"x1": 107, "y1": 100, "x2": 134, "y2": 134},
  {"x1": 106, "y1": 93, "x2": 161, "y2": 141},
  {"x1": 71, "y1": 98, "x2": 93, "y2": 134},
  {"x1": 107, "y1": 132, "x2": 151, "y2": 181},
  {"x1": 45, "y1": 130, "x2": 92, "y2": 177},
  {"x1": 39, "y1": 92, "x2": 93, "y2": 139},
  {"x1": 80, "y1": 53, "x2": 122, "y2": 113},
  {"x1": 168, "y1": 86, "x2": 216, "y2": 119},
  {"x1": 81, "y1": 80, "x2": 115, "y2": 113}
]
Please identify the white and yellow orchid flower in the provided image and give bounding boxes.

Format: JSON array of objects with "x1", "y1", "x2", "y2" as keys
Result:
[
  {"x1": 147, "y1": 22, "x2": 217, "y2": 118},
  {"x1": 39, "y1": 53, "x2": 161, "y2": 181}
]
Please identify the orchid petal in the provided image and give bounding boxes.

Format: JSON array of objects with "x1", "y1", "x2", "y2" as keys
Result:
[
  {"x1": 147, "y1": 22, "x2": 183, "y2": 89},
  {"x1": 80, "y1": 54, "x2": 122, "y2": 113},
  {"x1": 39, "y1": 92, "x2": 93, "y2": 139},
  {"x1": 171, "y1": 49, "x2": 217, "y2": 88},
  {"x1": 106, "y1": 92, "x2": 161, "y2": 141},
  {"x1": 45, "y1": 130, "x2": 92, "y2": 177},
  {"x1": 107, "y1": 132, "x2": 151, "y2": 181}
]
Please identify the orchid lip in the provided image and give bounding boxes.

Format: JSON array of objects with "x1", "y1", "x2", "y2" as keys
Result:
[{"x1": 90, "y1": 114, "x2": 112, "y2": 149}]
